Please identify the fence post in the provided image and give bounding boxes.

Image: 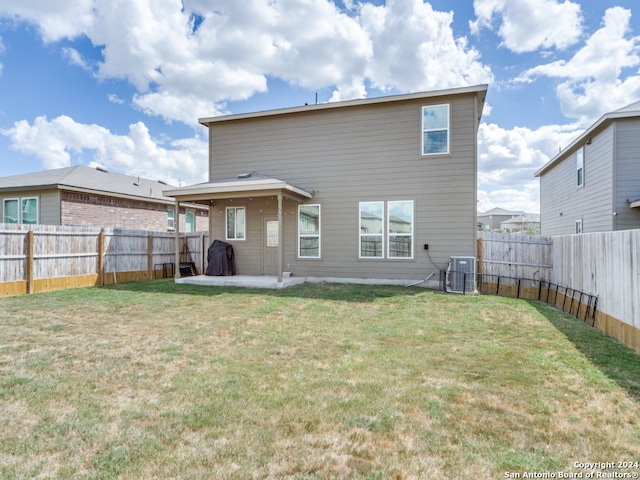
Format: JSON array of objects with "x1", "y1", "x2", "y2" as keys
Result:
[
  {"x1": 27, "y1": 229, "x2": 34, "y2": 294},
  {"x1": 98, "y1": 229, "x2": 105, "y2": 286},
  {"x1": 147, "y1": 234, "x2": 154, "y2": 280},
  {"x1": 477, "y1": 236, "x2": 483, "y2": 275}
]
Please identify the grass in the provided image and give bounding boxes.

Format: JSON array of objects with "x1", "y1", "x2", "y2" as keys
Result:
[{"x1": 0, "y1": 280, "x2": 639, "y2": 479}]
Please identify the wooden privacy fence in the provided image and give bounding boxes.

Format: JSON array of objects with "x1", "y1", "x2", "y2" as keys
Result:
[
  {"x1": 477, "y1": 229, "x2": 640, "y2": 354},
  {"x1": 478, "y1": 232, "x2": 553, "y2": 281},
  {"x1": 0, "y1": 224, "x2": 209, "y2": 297}
]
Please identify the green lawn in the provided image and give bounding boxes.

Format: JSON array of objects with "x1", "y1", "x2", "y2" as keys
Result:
[{"x1": 1, "y1": 280, "x2": 639, "y2": 479}]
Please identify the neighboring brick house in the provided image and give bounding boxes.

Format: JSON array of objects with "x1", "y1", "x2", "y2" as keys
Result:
[{"x1": 0, "y1": 165, "x2": 208, "y2": 231}]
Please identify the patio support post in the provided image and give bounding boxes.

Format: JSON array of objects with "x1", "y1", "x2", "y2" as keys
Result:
[
  {"x1": 277, "y1": 193, "x2": 283, "y2": 283},
  {"x1": 174, "y1": 198, "x2": 181, "y2": 279}
]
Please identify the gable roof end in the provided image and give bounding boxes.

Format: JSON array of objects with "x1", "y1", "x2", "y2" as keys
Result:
[{"x1": 535, "y1": 99, "x2": 640, "y2": 177}]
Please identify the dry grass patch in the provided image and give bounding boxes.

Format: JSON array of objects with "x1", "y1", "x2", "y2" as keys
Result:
[{"x1": 0, "y1": 281, "x2": 639, "y2": 479}]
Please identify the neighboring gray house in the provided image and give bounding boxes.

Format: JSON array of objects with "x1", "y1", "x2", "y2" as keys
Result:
[
  {"x1": 477, "y1": 207, "x2": 525, "y2": 232},
  {"x1": 535, "y1": 100, "x2": 640, "y2": 235},
  {"x1": 165, "y1": 85, "x2": 488, "y2": 284},
  {"x1": 0, "y1": 165, "x2": 208, "y2": 231}
]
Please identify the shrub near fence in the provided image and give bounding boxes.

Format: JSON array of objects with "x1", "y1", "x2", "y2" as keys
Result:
[{"x1": 0, "y1": 224, "x2": 208, "y2": 297}]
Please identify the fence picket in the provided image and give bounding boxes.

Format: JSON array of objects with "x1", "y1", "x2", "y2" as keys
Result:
[{"x1": 0, "y1": 224, "x2": 209, "y2": 291}]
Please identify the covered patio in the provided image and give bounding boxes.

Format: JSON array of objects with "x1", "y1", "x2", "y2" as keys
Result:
[{"x1": 163, "y1": 173, "x2": 313, "y2": 283}]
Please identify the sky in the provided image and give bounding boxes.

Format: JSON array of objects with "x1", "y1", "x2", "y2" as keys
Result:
[{"x1": 1, "y1": 0, "x2": 640, "y2": 214}]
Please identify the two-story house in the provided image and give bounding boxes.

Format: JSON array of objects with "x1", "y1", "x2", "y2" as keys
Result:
[
  {"x1": 165, "y1": 85, "x2": 488, "y2": 286},
  {"x1": 535, "y1": 100, "x2": 640, "y2": 235}
]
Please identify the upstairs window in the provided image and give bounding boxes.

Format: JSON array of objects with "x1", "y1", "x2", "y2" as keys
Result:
[
  {"x1": 226, "y1": 206, "x2": 246, "y2": 240},
  {"x1": 422, "y1": 104, "x2": 450, "y2": 155},
  {"x1": 576, "y1": 147, "x2": 584, "y2": 187}
]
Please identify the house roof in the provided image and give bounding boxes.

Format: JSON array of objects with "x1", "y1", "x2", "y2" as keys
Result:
[
  {"x1": 0, "y1": 165, "x2": 184, "y2": 206},
  {"x1": 478, "y1": 207, "x2": 526, "y2": 217},
  {"x1": 500, "y1": 213, "x2": 540, "y2": 225},
  {"x1": 535, "y1": 99, "x2": 640, "y2": 177},
  {"x1": 163, "y1": 172, "x2": 313, "y2": 203},
  {"x1": 199, "y1": 84, "x2": 488, "y2": 126},
  {"x1": 628, "y1": 195, "x2": 640, "y2": 209}
]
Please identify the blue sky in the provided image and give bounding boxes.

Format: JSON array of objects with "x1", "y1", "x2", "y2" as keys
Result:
[{"x1": 1, "y1": 0, "x2": 640, "y2": 213}]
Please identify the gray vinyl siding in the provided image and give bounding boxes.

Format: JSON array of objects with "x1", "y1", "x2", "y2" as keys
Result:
[
  {"x1": 614, "y1": 118, "x2": 640, "y2": 230},
  {"x1": 540, "y1": 125, "x2": 614, "y2": 235},
  {"x1": 208, "y1": 93, "x2": 480, "y2": 280}
]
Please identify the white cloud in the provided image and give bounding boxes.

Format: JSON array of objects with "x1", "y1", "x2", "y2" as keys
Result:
[
  {"x1": 477, "y1": 121, "x2": 583, "y2": 213},
  {"x1": 0, "y1": 115, "x2": 208, "y2": 186},
  {"x1": 0, "y1": 0, "x2": 94, "y2": 42},
  {"x1": 471, "y1": 0, "x2": 583, "y2": 53},
  {"x1": 107, "y1": 94, "x2": 125, "y2": 105},
  {"x1": 516, "y1": 7, "x2": 640, "y2": 125},
  {"x1": 0, "y1": 0, "x2": 493, "y2": 126},
  {"x1": 360, "y1": 0, "x2": 492, "y2": 92},
  {"x1": 62, "y1": 47, "x2": 91, "y2": 71}
]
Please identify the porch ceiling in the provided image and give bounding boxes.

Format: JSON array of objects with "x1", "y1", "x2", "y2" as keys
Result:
[{"x1": 162, "y1": 172, "x2": 313, "y2": 204}]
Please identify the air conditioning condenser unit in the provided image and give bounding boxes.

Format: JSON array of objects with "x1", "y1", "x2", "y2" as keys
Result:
[{"x1": 446, "y1": 256, "x2": 476, "y2": 293}]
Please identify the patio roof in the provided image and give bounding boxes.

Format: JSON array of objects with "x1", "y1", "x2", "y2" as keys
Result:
[{"x1": 162, "y1": 172, "x2": 313, "y2": 204}]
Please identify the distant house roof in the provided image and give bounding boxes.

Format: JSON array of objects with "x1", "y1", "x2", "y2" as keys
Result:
[
  {"x1": 478, "y1": 207, "x2": 525, "y2": 217},
  {"x1": 535, "y1": 99, "x2": 640, "y2": 177},
  {"x1": 500, "y1": 213, "x2": 540, "y2": 225},
  {"x1": 0, "y1": 165, "x2": 183, "y2": 205}
]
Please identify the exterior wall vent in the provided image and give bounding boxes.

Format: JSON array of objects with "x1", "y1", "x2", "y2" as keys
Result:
[{"x1": 446, "y1": 256, "x2": 476, "y2": 293}]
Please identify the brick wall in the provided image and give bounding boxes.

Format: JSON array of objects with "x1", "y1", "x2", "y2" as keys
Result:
[{"x1": 60, "y1": 191, "x2": 208, "y2": 231}]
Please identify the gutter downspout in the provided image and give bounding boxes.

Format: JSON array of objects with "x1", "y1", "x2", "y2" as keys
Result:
[{"x1": 277, "y1": 194, "x2": 283, "y2": 283}]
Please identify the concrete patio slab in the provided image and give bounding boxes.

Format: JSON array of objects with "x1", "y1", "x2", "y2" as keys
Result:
[
  {"x1": 175, "y1": 274, "x2": 439, "y2": 290},
  {"x1": 175, "y1": 275, "x2": 306, "y2": 289}
]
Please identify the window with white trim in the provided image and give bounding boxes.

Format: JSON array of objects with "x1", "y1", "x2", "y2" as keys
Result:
[
  {"x1": 422, "y1": 104, "x2": 450, "y2": 155},
  {"x1": 359, "y1": 200, "x2": 414, "y2": 259},
  {"x1": 388, "y1": 200, "x2": 413, "y2": 258},
  {"x1": 226, "y1": 206, "x2": 245, "y2": 240},
  {"x1": 359, "y1": 201, "x2": 384, "y2": 258},
  {"x1": 575, "y1": 219, "x2": 583, "y2": 234},
  {"x1": 167, "y1": 209, "x2": 175, "y2": 229},
  {"x1": 576, "y1": 147, "x2": 584, "y2": 187},
  {"x1": 298, "y1": 204, "x2": 320, "y2": 258},
  {"x1": 4, "y1": 197, "x2": 38, "y2": 224}
]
